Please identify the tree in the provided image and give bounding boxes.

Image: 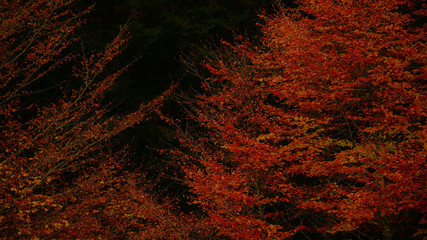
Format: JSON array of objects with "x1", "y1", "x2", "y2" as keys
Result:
[
  {"x1": 177, "y1": 0, "x2": 426, "y2": 239},
  {"x1": 0, "y1": 0, "x2": 191, "y2": 239}
]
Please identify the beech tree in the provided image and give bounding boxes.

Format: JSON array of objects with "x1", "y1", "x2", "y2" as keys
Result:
[
  {"x1": 177, "y1": 0, "x2": 426, "y2": 239},
  {"x1": 0, "y1": 0, "x2": 192, "y2": 239}
]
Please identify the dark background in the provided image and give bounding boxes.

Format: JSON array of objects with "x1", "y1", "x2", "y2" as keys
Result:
[
  {"x1": 68, "y1": 0, "x2": 290, "y2": 197},
  {"x1": 78, "y1": 0, "x2": 283, "y2": 106}
]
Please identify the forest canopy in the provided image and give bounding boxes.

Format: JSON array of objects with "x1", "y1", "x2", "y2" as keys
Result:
[{"x1": 1, "y1": 0, "x2": 425, "y2": 239}]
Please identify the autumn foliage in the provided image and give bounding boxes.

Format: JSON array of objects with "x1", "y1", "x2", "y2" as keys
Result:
[
  {"x1": 2, "y1": 0, "x2": 426, "y2": 239},
  {"x1": 177, "y1": 0, "x2": 426, "y2": 239},
  {"x1": 0, "y1": 0, "x2": 191, "y2": 239}
]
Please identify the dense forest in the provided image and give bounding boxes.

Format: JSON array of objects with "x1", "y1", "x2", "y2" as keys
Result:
[{"x1": 1, "y1": 0, "x2": 425, "y2": 239}]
